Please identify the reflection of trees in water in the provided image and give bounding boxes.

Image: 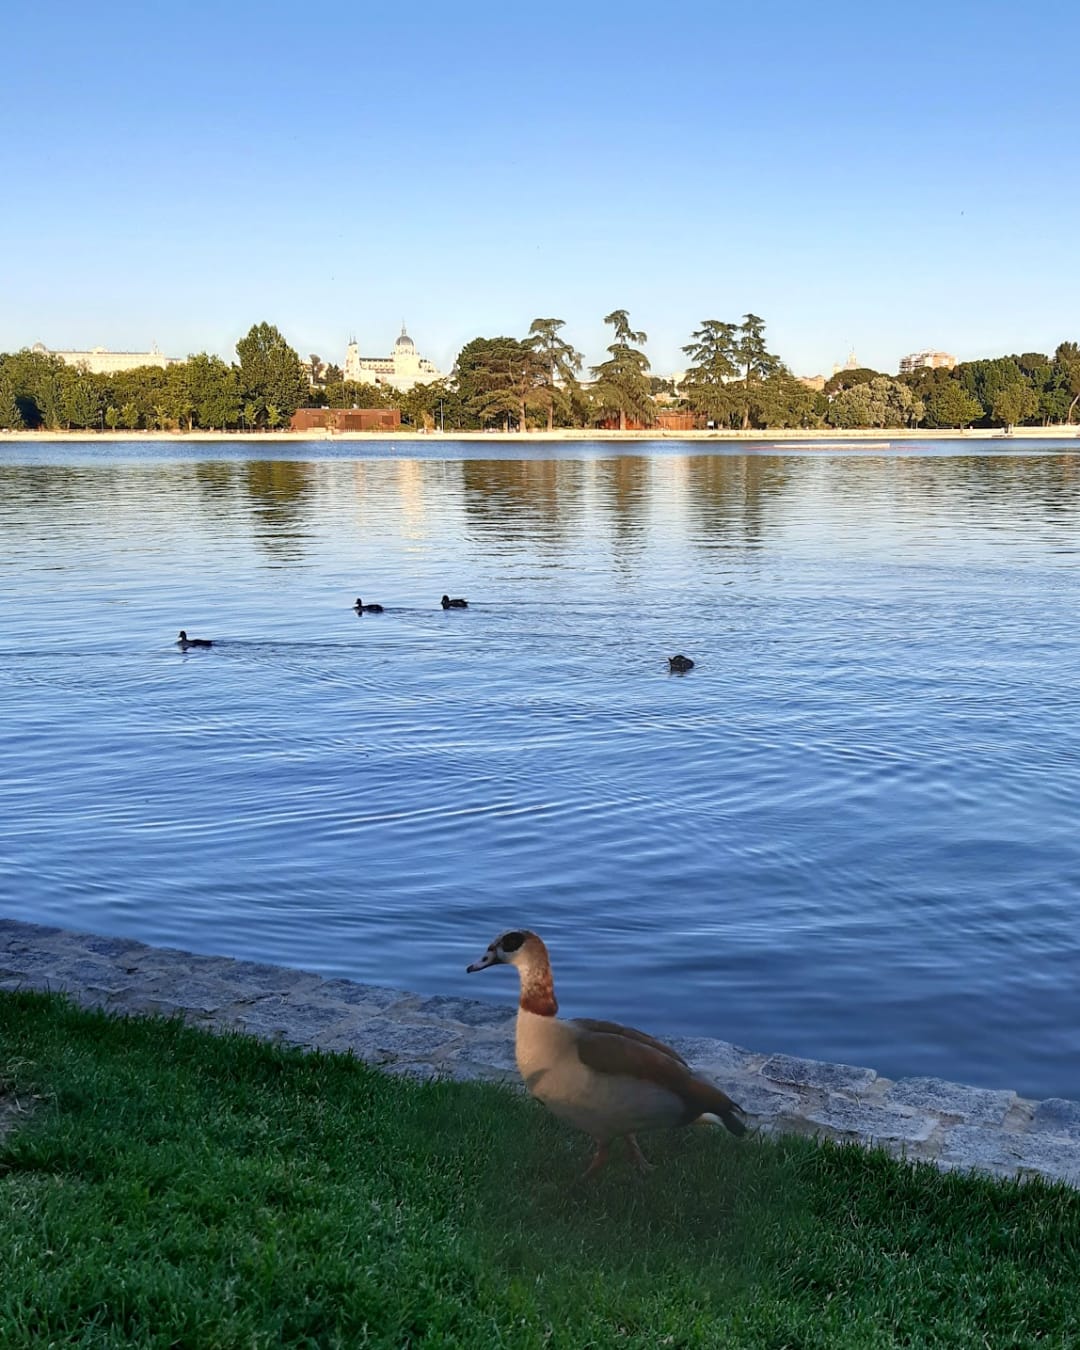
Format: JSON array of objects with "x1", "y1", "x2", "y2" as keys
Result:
[
  {"x1": 188, "y1": 459, "x2": 319, "y2": 558},
  {"x1": 3, "y1": 463, "x2": 214, "y2": 526},
  {"x1": 591, "y1": 456, "x2": 652, "y2": 573},
  {"x1": 240, "y1": 460, "x2": 318, "y2": 558},
  {"x1": 459, "y1": 458, "x2": 586, "y2": 549},
  {"x1": 0, "y1": 464, "x2": 98, "y2": 510},
  {"x1": 683, "y1": 454, "x2": 792, "y2": 548},
  {"x1": 191, "y1": 461, "x2": 237, "y2": 502},
  {"x1": 896, "y1": 453, "x2": 1080, "y2": 516},
  {"x1": 594, "y1": 456, "x2": 650, "y2": 532}
]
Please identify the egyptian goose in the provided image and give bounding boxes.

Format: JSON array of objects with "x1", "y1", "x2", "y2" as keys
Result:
[
  {"x1": 668, "y1": 654, "x2": 694, "y2": 673},
  {"x1": 466, "y1": 929, "x2": 746, "y2": 1177},
  {"x1": 353, "y1": 598, "x2": 385, "y2": 613},
  {"x1": 441, "y1": 594, "x2": 468, "y2": 609},
  {"x1": 177, "y1": 630, "x2": 213, "y2": 649}
]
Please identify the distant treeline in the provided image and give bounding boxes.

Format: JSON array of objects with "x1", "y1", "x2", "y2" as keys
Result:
[{"x1": 3, "y1": 316, "x2": 1078, "y2": 432}]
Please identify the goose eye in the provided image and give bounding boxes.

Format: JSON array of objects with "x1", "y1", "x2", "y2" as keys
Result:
[{"x1": 500, "y1": 931, "x2": 525, "y2": 953}]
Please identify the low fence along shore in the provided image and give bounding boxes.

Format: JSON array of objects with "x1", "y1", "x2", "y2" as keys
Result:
[{"x1": 1, "y1": 917, "x2": 1078, "y2": 1187}]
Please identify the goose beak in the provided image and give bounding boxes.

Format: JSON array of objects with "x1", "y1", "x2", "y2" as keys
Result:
[{"x1": 466, "y1": 948, "x2": 497, "y2": 973}]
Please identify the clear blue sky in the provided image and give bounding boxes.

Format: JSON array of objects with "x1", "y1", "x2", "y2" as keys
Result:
[{"x1": 3, "y1": 0, "x2": 1078, "y2": 378}]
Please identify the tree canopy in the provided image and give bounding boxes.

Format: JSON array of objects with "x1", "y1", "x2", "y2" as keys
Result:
[
  {"x1": 527, "y1": 319, "x2": 583, "y2": 431},
  {"x1": 589, "y1": 310, "x2": 653, "y2": 431},
  {"x1": 235, "y1": 322, "x2": 307, "y2": 425},
  {"x1": 3, "y1": 315, "x2": 1080, "y2": 436}
]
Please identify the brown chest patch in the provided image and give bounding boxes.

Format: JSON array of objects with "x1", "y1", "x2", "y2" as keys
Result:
[{"x1": 519, "y1": 971, "x2": 558, "y2": 1017}]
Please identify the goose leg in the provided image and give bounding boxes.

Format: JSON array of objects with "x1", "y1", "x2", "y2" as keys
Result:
[
  {"x1": 625, "y1": 1134, "x2": 655, "y2": 1174},
  {"x1": 576, "y1": 1141, "x2": 610, "y2": 1183}
]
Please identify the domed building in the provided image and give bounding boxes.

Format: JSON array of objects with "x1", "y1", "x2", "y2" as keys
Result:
[{"x1": 343, "y1": 323, "x2": 444, "y2": 392}]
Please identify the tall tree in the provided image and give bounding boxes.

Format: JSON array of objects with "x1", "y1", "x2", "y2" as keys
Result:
[
  {"x1": 733, "y1": 313, "x2": 780, "y2": 429},
  {"x1": 398, "y1": 378, "x2": 462, "y2": 431},
  {"x1": 828, "y1": 376, "x2": 923, "y2": 429},
  {"x1": 184, "y1": 353, "x2": 241, "y2": 431},
  {"x1": 454, "y1": 336, "x2": 546, "y2": 431},
  {"x1": 824, "y1": 366, "x2": 881, "y2": 396},
  {"x1": 755, "y1": 370, "x2": 824, "y2": 428},
  {"x1": 956, "y1": 357, "x2": 1036, "y2": 426},
  {"x1": 991, "y1": 382, "x2": 1037, "y2": 429},
  {"x1": 590, "y1": 309, "x2": 653, "y2": 431},
  {"x1": 235, "y1": 322, "x2": 307, "y2": 426},
  {"x1": 681, "y1": 319, "x2": 739, "y2": 426},
  {"x1": 922, "y1": 376, "x2": 981, "y2": 429},
  {"x1": 526, "y1": 318, "x2": 583, "y2": 431},
  {"x1": 1054, "y1": 341, "x2": 1080, "y2": 424}
]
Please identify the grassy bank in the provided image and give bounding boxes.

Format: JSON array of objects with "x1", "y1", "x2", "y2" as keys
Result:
[{"x1": 1, "y1": 992, "x2": 1078, "y2": 1348}]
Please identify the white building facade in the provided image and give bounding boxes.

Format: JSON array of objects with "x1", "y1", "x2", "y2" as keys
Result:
[
  {"x1": 32, "y1": 342, "x2": 181, "y2": 375},
  {"x1": 343, "y1": 324, "x2": 444, "y2": 392}
]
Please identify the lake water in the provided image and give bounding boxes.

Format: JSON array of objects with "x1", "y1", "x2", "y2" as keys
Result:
[{"x1": 1, "y1": 437, "x2": 1078, "y2": 1099}]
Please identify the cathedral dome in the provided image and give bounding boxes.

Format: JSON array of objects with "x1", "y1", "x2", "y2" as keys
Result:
[{"x1": 395, "y1": 325, "x2": 415, "y2": 350}]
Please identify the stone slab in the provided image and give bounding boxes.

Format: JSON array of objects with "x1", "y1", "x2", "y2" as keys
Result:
[
  {"x1": 938, "y1": 1125, "x2": 1080, "y2": 1186},
  {"x1": 329, "y1": 1018, "x2": 462, "y2": 1063},
  {"x1": 449, "y1": 1034, "x2": 517, "y2": 1073},
  {"x1": 316, "y1": 979, "x2": 408, "y2": 1011},
  {"x1": 230, "y1": 1000, "x2": 352, "y2": 1045},
  {"x1": 668, "y1": 1036, "x2": 760, "y2": 1073},
  {"x1": 761, "y1": 1052, "x2": 877, "y2": 1093},
  {"x1": 409, "y1": 994, "x2": 516, "y2": 1029},
  {"x1": 0, "y1": 919, "x2": 68, "y2": 948},
  {"x1": 885, "y1": 1076, "x2": 1016, "y2": 1126},
  {"x1": 803, "y1": 1096, "x2": 938, "y2": 1144},
  {"x1": 1031, "y1": 1098, "x2": 1080, "y2": 1139},
  {"x1": 710, "y1": 1075, "x2": 802, "y2": 1122}
]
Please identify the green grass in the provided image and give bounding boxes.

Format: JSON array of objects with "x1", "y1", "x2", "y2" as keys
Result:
[{"x1": 1, "y1": 992, "x2": 1078, "y2": 1349}]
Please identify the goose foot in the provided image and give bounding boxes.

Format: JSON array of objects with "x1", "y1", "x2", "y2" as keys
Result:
[
  {"x1": 573, "y1": 1142, "x2": 610, "y2": 1185},
  {"x1": 625, "y1": 1134, "x2": 655, "y2": 1175}
]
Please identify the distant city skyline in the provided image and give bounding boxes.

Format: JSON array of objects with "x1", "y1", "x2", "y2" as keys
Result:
[
  {"x1": 10, "y1": 324, "x2": 1019, "y2": 385},
  {"x1": 3, "y1": 0, "x2": 1078, "y2": 379}
]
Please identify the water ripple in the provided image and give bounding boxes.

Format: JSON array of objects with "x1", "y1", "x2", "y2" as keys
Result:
[{"x1": 1, "y1": 443, "x2": 1078, "y2": 1096}]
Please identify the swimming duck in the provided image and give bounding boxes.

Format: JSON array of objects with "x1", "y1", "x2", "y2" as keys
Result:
[
  {"x1": 353, "y1": 598, "x2": 385, "y2": 613},
  {"x1": 668, "y1": 654, "x2": 694, "y2": 673},
  {"x1": 466, "y1": 929, "x2": 746, "y2": 1177},
  {"x1": 441, "y1": 594, "x2": 468, "y2": 609},
  {"x1": 177, "y1": 630, "x2": 213, "y2": 649}
]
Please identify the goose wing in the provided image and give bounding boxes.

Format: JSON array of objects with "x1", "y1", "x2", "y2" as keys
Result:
[
  {"x1": 571, "y1": 1020, "x2": 747, "y2": 1136},
  {"x1": 571, "y1": 1018, "x2": 690, "y2": 1068}
]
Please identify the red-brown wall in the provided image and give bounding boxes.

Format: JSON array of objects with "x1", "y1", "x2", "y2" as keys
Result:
[{"x1": 290, "y1": 408, "x2": 402, "y2": 432}]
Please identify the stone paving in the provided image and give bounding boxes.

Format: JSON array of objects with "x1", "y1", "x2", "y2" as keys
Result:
[{"x1": 2, "y1": 917, "x2": 1078, "y2": 1188}]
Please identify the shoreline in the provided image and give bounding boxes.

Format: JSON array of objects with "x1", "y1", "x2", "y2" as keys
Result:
[
  {"x1": 2, "y1": 917, "x2": 1078, "y2": 1188},
  {"x1": 2, "y1": 425, "x2": 1079, "y2": 445}
]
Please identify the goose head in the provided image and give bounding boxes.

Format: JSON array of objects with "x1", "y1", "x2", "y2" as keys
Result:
[
  {"x1": 466, "y1": 928, "x2": 540, "y2": 972},
  {"x1": 467, "y1": 929, "x2": 557, "y2": 1014}
]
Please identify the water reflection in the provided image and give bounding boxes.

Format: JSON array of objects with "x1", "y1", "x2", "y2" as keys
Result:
[
  {"x1": 239, "y1": 461, "x2": 319, "y2": 560},
  {"x1": 460, "y1": 458, "x2": 585, "y2": 552},
  {"x1": 3, "y1": 449, "x2": 1079, "y2": 569},
  {"x1": 1, "y1": 441, "x2": 1079, "y2": 1097}
]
